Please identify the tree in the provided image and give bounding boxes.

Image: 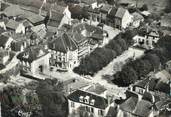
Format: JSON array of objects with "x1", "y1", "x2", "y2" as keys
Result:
[
  {"x1": 116, "y1": 38, "x2": 128, "y2": 50},
  {"x1": 36, "y1": 79, "x2": 68, "y2": 117},
  {"x1": 140, "y1": 4, "x2": 148, "y2": 11},
  {"x1": 113, "y1": 66, "x2": 138, "y2": 87},
  {"x1": 143, "y1": 53, "x2": 160, "y2": 70}
]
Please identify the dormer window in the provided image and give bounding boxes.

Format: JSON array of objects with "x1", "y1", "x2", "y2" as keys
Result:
[
  {"x1": 90, "y1": 99, "x2": 95, "y2": 105},
  {"x1": 79, "y1": 96, "x2": 83, "y2": 103},
  {"x1": 84, "y1": 96, "x2": 90, "y2": 104}
]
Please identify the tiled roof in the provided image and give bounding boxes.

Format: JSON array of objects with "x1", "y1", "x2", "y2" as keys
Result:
[
  {"x1": 106, "y1": 106, "x2": 118, "y2": 117},
  {"x1": 120, "y1": 97, "x2": 138, "y2": 112},
  {"x1": 6, "y1": 19, "x2": 20, "y2": 30},
  {"x1": 72, "y1": 32, "x2": 87, "y2": 43},
  {"x1": 134, "y1": 100, "x2": 152, "y2": 117},
  {"x1": 132, "y1": 12, "x2": 144, "y2": 21},
  {"x1": 48, "y1": 33, "x2": 78, "y2": 53},
  {"x1": 100, "y1": 4, "x2": 112, "y2": 13},
  {"x1": 3, "y1": 5, "x2": 24, "y2": 17},
  {"x1": 31, "y1": 24, "x2": 46, "y2": 39},
  {"x1": 115, "y1": 7, "x2": 127, "y2": 18},
  {"x1": 68, "y1": 89, "x2": 108, "y2": 109},
  {"x1": 27, "y1": 14, "x2": 44, "y2": 24}
]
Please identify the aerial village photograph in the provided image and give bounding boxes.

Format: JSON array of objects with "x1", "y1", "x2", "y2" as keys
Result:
[{"x1": 0, "y1": 0, "x2": 171, "y2": 117}]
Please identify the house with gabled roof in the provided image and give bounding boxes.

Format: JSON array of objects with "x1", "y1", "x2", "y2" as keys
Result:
[
  {"x1": 114, "y1": 7, "x2": 133, "y2": 29},
  {"x1": 6, "y1": 19, "x2": 25, "y2": 34},
  {"x1": 48, "y1": 33, "x2": 78, "y2": 71},
  {"x1": 45, "y1": 4, "x2": 71, "y2": 29},
  {"x1": 68, "y1": 83, "x2": 115, "y2": 117},
  {"x1": 17, "y1": 46, "x2": 50, "y2": 76}
]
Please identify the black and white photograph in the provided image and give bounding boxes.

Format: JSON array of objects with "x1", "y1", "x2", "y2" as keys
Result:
[{"x1": 0, "y1": 0, "x2": 171, "y2": 117}]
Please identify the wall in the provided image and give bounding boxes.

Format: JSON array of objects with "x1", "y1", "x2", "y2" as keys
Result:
[
  {"x1": 122, "y1": 10, "x2": 133, "y2": 29},
  {"x1": 31, "y1": 53, "x2": 50, "y2": 75}
]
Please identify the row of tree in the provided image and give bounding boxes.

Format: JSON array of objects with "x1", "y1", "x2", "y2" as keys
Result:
[
  {"x1": 112, "y1": 35, "x2": 171, "y2": 87},
  {"x1": 74, "y1": 29, "x2": 137, "y2": 76}
]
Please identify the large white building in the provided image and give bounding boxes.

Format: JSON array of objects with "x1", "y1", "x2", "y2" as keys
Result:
[
  {"x1": 68, "y1": 84, "x2": 115, "y2": 117},
  {"x1": 48, "y1": 33, "x2": 78, "y2": 71}
]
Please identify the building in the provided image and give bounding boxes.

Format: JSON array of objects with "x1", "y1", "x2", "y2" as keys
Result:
[
  {"x1": 117, "y1": 95, "x2": 158, "y2": 117},
  {"x1": 99, "y1": 4, "x2": 112, "y2": 24},
  {"x1": 68, "y1": 84, "x2": 115, "y2": 117},
  {"x1": 132, "y1": 12, "x2": 144, "y2": 28},
  {"x1": 0, "y1": 34, "x2": 13, "y2": 50},
  {"x1": 17, "y1": 46, "x2": 50, "y2": 76},
  {"x1": 46, "y1": 4, "x2": 71, "y2": 29},
  {"x1": 131, "y1": 77, "x2": 170, "y2": 96},
  {"x1": 48, "y1": 33, "x2": 78, "y2": 71},
  {"x1": 114, "y1": 7, "x2": 133, "y2": 29},
  {"x1": 71, "y1": 23, "x2": 105, "y2": 59},
  {"x1": 6, "y1": 19, "x2": 25, "y2": 34},
  {"x1": 133, "y1": 31, "x2": 159, "y2": 50},
  {"x1": 26, "y1": 14, "x2": 45, "y2": 26}
]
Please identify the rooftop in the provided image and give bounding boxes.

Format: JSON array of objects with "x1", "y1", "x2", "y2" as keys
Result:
[
  {"x1": 3, "y1": 5, "x2": 24, "y2": 17},
  {"x1": 115, "y1": 7, "x2": 127, "y2": 18},
  {"x1": 68, "y1": 89, "x2": 108, "y2": 109},
  {"x1": 132, "y1": 12, "x2": 144, "y2": 21},
  {"x1": 6, "y1": 19, "x2": 21, "y2": 30},
  {"x1": 27, "y1": 14, "x2": 44, "y2": 24},
  {"x1": 48, "y1": 33, "x2": 78, "y2": 53}
]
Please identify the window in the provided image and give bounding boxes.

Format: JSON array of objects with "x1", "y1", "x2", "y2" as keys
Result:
[
  {"x1": 91, "y1": 108, "x2": 94, "y2": 113},
  {"x1": 71, "y1": 102, "x2": 75, "y2": 108},
  {"x1": 98, "y1": 110, "x2": 104, "y2": 116},
  {"x1": 86, "y1": 106, "x2": 90, "y2": 112}
]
